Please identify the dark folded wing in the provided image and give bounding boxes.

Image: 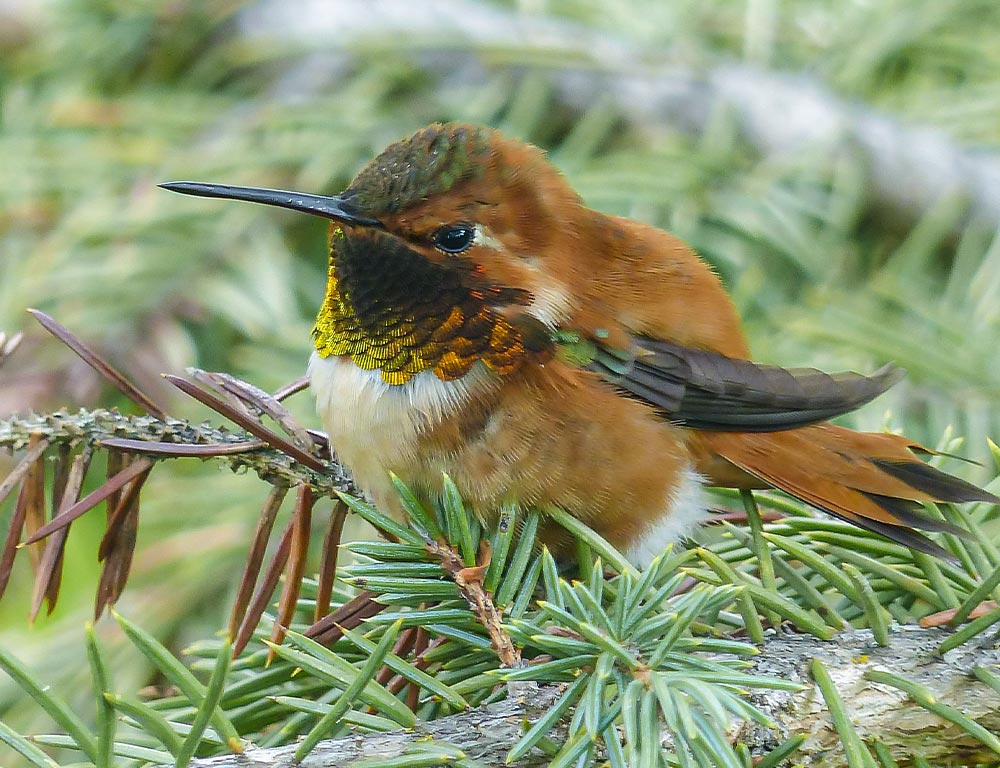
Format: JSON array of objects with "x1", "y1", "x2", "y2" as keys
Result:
[{"x1": 587, "y1": 336, "x2": 904, "y2": 431}]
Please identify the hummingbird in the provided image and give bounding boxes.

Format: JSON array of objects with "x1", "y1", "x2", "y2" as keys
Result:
[{"x1": 162, "y1": 123, "x2": 997, "y2": 565}]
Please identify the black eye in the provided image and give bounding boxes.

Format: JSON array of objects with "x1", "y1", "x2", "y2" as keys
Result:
[{"x1": 433, "y1": 225, "x2": 475, "y2": 253}]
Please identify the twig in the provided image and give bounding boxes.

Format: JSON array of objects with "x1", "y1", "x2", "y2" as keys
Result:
[
  {"x1": 189, "y1": 368, "x2": 315, "y2": 453},
  {"x1": 163, "y1": 375, "x2": 327, "y2": 473},
  {"x1": 268, "y1": 484, "x2": 315, "y2": 656},
  {"x1": 427, "y1": 539, "x2": 521, "y2": 668},
  {"x1": 28, "y1": 309, "x2": 166, "y2": 418},
  {"x1": 0, "y1": 409, "x2": 357, "y2": 496},
  {"x1": 0, "y1": 331, "x2": 23, "y2": 369},
  {"x1": 230, "y1": 485, "x2": 290, "y2": 639}
]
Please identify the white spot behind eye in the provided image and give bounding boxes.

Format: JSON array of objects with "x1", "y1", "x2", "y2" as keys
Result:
[
  {"x1": 471, "y1": 224, "x2": 573, "y2": 327},
  {"x1": 474, "y1": 225, "x2": 503, "y2": 251}
]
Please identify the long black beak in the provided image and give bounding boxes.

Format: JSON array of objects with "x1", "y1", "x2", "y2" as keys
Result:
[{"x1": 158, "y1": 182, "x2": 382, "y2": 227}]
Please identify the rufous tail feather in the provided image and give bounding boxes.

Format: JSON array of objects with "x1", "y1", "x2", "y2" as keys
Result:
[{"x1": 697, "y1": 424, "x2": 998, "y2": 559}]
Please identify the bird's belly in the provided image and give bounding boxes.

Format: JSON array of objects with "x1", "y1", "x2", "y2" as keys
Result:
[
  {"x1": 307, "y1": 352, "x2": 492, "y2": 507},
  {"x1": 308, "y1": 352, "x2": 709, "y2": 566}
]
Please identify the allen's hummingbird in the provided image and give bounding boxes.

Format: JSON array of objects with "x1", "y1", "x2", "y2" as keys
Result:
[{"x1": 163, "y1": 123, "x2": 996, "y2": 565}]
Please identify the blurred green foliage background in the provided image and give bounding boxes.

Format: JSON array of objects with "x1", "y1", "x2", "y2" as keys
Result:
[{"x1": 2, "y1": 0, "x2": 1000, "y2": 759}]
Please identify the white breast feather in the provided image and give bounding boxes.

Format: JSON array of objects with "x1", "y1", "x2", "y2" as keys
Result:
[{"x1": 308, "y1": 353, "x2": 491, "y2": 478}]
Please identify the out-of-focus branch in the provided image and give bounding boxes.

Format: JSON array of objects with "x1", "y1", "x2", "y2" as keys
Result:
[{"x1": 240, "y1": 0, "x2": 1000, "y2": 228}]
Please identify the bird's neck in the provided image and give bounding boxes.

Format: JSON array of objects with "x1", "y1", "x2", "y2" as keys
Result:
[{"x1": 312, "y1": 228, "x2": 536, "y2": 385}]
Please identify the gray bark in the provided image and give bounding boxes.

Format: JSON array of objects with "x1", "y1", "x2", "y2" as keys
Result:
[
  {"x1": 176, "y1": 628, "x2": 1000, "y2": 767},
  {"x1": 186, "y1": 683, "x2": 561, "y2": 768},
  {"x1": 741, "y1": 625, "x2": 1000, "y2": 765}
]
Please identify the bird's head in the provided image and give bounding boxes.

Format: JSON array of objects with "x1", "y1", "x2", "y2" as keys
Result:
[{"x1": 162, "y1": 123, "x2": 586, "y2": 383}]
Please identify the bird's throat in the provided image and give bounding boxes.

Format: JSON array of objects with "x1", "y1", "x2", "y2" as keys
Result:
[{"x1": 312, "y1": 228, "x2": 539, "y2": 385}]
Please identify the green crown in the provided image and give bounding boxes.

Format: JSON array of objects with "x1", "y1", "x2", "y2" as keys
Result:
[{"x1": 345, "y1": 123, "x2": 492, "y2": 215}]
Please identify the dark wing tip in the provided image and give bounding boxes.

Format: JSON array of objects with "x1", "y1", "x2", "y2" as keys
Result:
[
  {"x1": 587, "y1": 333, "x2": 908, "y2": 432},
  {"x1": 873, "y1": 459, "x2": 1000, "y2": 505},
  {"x1": 673, "y1": 357, "x2": 907, "y2": 431},
  {"x1": 858, "y1": 491, "x2": 975, "y2": 540},
  {"x1": 811, "y1": 498, "x2": 961, "y2": 562},
  {"x1": 873, "y1": 362, "x2": 907, "y2": 389}
]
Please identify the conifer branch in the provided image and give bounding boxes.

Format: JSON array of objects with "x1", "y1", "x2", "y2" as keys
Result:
[
  {"x1": 177, "y1": 628, "x2": 1000, "y2": 768},
  {"x1": 186, "y1": 683, "x2": 563, "y2": 768},
  {"x1": 0, "y1": 409, "x2": 356, "y2": 496}
]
